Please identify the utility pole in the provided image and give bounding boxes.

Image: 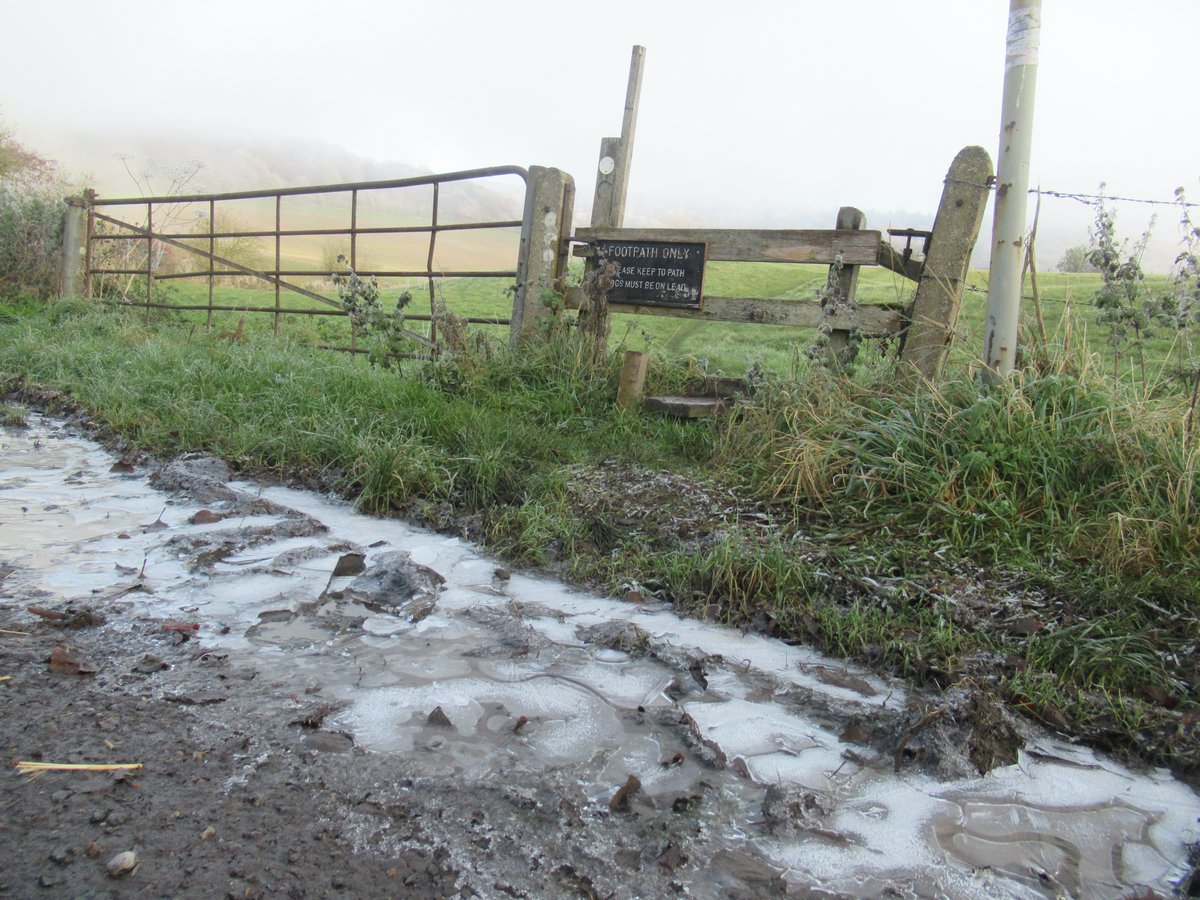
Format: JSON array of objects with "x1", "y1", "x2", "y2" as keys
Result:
[{"x1": 982, "y1": 0, "x2": 1041, "y2": 383}]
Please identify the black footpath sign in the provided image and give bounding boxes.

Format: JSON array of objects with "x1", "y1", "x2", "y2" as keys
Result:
[{"x1": 593, "y1": 240, "x2": 706, "y2": 309}]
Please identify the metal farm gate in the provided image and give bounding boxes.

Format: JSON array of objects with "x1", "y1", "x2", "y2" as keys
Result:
[{"x1": 76, "y1": 166, "x2": 540, "y2": 352}]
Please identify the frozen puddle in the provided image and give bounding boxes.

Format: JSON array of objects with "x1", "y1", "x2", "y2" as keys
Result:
[{"x1": 1, "y1": 417, "x2": 1197, "y2": 897}]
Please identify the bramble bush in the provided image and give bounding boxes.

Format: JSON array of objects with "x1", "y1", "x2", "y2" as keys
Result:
[{"x1": 0, "y1": 126, "x2": 69, "y2": 300}]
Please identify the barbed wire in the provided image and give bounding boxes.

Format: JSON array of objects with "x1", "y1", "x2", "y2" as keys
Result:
[{"x1": 945, "y1": 177, "x2": 1200, "y2": 209}]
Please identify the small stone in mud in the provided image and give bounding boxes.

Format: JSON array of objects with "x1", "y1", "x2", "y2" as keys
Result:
[
  {"x1": 331, "y1": 552, "x2": 366, "y2": 577},
  {"x1": 106, "y1": 850, "x2": 138, "y2": 877},
  {"x1": 839, "y1": 721, "x2": 873, "y2": 746},
  {"x1": 304, "y1": 731, "x2": 354, "y2": 753},
  {"x1": 340, "y1": 550, "x2": 444, "y2": 615},
  {"x1": 426, "y1": 706, "x2": 454, "y2": 728},
  {"x1": 608, "y1": 774, "x2": 641, "y2": 812},
  {"x1": 48, "y1": 846, "x2": 72, "y2": 865},
  {"x1": 657, "y1": 844, "x2": 687, "y2": 872},
  {"x1": 133, "y1": 655, "x2": 168, "y2": 674},
  {"x1": 577, "y1": 621, "x2": 652, "y2": 656}
]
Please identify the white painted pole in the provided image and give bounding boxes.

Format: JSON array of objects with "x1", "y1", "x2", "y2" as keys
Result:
[{"x1": 982, "y1": 0, "x2": 1041, "y2": 382}]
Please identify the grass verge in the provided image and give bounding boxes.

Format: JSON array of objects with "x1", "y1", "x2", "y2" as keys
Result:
[{"x1": 2, "y1": 297, "x2": 1198, "y2": 774}]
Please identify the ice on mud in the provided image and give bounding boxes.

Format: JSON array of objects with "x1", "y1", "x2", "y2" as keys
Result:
[{"x1": 3, "y1": 418, "x2": 1199, "y2": 898}]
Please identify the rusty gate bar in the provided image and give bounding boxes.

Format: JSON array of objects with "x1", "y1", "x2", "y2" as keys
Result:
[
  {"x1": 99, "y1": 268, "x2": 520, "y2": 279},
  {"x1": 144, "y1": 202, "x2": 152, "y2": 323},
  {"x1": 83, "y1": 204, "x2": 95, "y2": 299},
  {"x1": 274, "y1": 195, "x2": 281, "y2": 335},
  {"x1": 207, "y1": 198, "x2": 214, "y2": 328},
  {"x1": 349, "y1": 188, "x2": 358, "y2": 351},
  {"x1": 85, "y1": 166, "x2": 530, "y2": 348},
  {"x1": 428, "y1": 181, "x2": 439, "y2": 342},
  {"x1": 89, "y1": 221, "x2": 523, "y2": 241},
  {"x1": 89, "y1": 166, "x2": 529, "y2": 205}
]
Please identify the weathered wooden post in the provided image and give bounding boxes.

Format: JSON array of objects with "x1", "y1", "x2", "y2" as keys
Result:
[
  {"x1": 509, "y1": 166, "x2": 575, "y2": 346},
  {"x1": 590, "y1": 45, "x2": 645, "y2": 230},
  {"x1": 899, "y1": 146, "x2": 993, "y2": 381},
  {"x1": 59, "y1": 194, "x2": 89, "y2": 298},
  {"x1": 824, "y1": 206, "x2": 866, "y2": 367},
  {"x1": 616, "y1": 350, "x2": 649, "y2": 410}
]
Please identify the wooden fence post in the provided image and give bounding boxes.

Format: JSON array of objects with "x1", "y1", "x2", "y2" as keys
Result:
[
  {"x1": 899, "y1": 146, "x2": 993, "y2": 381},
  {"x1": 616, "y1": 350, "x2": 649, "y2": 410},
  {"x1": 510, "y1": 166, "x2": 575, "y2": 347},
  {"x1": 59, "y1": 195, "x2": 89, "y2": 298},
  {"x1": 824, "y1": 206, "x2": 866, "y2": 366},
  {"x1": 590, "y1": 45, "x2": 645, "y2": 230}
]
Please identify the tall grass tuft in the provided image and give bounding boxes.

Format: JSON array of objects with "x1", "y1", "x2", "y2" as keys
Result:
[{"x1": 726, "y1": 350, "x2": 1200, "y2": 610}]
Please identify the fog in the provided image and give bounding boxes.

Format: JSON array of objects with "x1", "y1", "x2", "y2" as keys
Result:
[{"x1": 4, "y1": 0, "x2": 1198, "y2": 270}]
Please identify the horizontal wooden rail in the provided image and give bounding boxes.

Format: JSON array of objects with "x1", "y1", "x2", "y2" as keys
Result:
[
  {"x1": 574, "y1": 227, "x2": 883, "y2": 266},
  {"x1": 564, "y1": 288, "x2": 904, "y2": 334}
]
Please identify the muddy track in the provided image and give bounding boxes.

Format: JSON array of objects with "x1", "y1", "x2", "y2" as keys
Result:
[{"x1": 1, "y1": 417, "x2": 1198, "y2": 898}]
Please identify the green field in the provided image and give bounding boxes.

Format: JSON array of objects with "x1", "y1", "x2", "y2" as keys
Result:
[{"x1": 121, "y1": 264, "x2": 1180, "y2": 382}]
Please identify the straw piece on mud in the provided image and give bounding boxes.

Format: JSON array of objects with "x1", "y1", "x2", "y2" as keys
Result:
[
  {"x1": 0, "y1": 675, "x2": 10, "y2": 682},
  {"x1": 16, "y1": 762, "x2": 143, "y2": 776},
  {"x1": 0, "y1": 629, "x2": 31, "y2": 636}
]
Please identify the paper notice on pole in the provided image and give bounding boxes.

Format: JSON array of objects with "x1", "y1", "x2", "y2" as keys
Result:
[{"x1": 1006, "y1": 6, "x2": 1040, "y2": 69}]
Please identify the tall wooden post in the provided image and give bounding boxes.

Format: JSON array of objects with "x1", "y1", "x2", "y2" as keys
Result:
[
  {"x1": 899, "y1": 146, "x2": 993, "y2": 382},
  {"x1": 59, "y1": 195, "x2": 89, "y2": 298},
  {"x1": 510, "y1": 166, "x2": 575, "y2": 346},
  {"x1": 590, "y1": 45, "x2": 645, "y2": 229}
]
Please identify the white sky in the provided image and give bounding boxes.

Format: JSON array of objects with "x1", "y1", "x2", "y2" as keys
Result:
[{"x1": 4, "y1": 0, "x2": 1199, "y2": 267}]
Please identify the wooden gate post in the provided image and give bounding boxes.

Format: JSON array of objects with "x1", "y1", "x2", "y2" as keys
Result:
[
  {"x1": 899, "y1": 146, "x2": 993, "y2": 381},
  {"x1": 510, "y1": 166, "x2": 575, "y2": 347},
  {"x1": 59, "y1": 195, "x2": 89, "y2": 298},
  {"x1": 824, "y1": 206, "x2": 866, "y2": 367},
  {"x1": 590, "y1": 45, "x2": 645, "y2": 230}
]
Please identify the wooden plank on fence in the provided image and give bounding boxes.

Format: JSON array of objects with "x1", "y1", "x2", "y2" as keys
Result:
[
  {"x1": 643, "y1": 396, "x2": 728, "y2": 418},
  {"x1": 877, "y1": 239, "x2": 924, "y2": 282},
  {"x1": 574, "y1": 228, "x2": 882, "y2": 266},
  {"x1": 565, "y1": 288, "x2": 903, "y2": 333}
]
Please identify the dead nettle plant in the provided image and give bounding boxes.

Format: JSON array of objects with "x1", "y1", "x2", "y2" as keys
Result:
[
  {"x1": 1086, "y1": 189, "x2": 1175, "y2": 385},
  {"x1": 331, "y1": 257, "x2": 418, "y2": 370},
  {"x1": 575, "y1": 259, "x2": 617, "y2": 368},
  {"x1": 1162, "y1": 188, "x2": 1200, "y2": 442},
  {"x1": 806, "y1": 253, "x2": 863, "y2": 372}
]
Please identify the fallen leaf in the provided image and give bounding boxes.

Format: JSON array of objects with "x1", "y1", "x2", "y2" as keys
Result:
[
  {"x1": 609, "y1": 774, "x2": 641, "y2": 812},
  {"x1": 49, "y1": 645, "x2": 97, "y2": 675}
]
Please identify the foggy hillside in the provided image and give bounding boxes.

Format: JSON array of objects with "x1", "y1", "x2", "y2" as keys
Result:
[
  {"x1": 24, "y1": 126, "x2": 526, "y2": 225},
  {"x1": 15, "y1": 122, "x2": 1186, "y2": 273}
]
